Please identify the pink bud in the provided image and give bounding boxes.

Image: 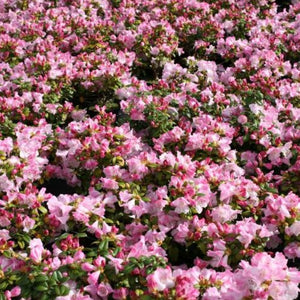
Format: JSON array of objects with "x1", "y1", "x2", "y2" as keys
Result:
[
  {"x1": 237, "y1": 115, "x2": 248, "y2": 124},
  {"x1": 81, "y1": 262, "x2": 95, "y2": 272},
  {"x1": 11, "y1": 286, "x2": 21, "y2": 297}
]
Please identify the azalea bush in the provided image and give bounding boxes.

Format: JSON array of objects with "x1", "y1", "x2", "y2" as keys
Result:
[{"x1": 0, "y1": 0, "x2": 300, "y2": 299}]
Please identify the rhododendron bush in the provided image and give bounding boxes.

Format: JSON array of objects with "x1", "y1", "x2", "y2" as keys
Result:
[{"x1": 0, "y1": 0, "x2": 300, "y2": 299}]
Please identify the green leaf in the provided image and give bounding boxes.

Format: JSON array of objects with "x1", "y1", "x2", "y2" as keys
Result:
[
  {"x1": 123, "y1": 264, "x2": 135, "y2": 274},
  {"x1": 75, "y1": 233, "x2": 87, "y2": 238},
  {"x1": 98, "y1": 239, "x2": 109, "y2": 252},
  {"x1": 137, "y1": 262, "x2": 144, "y2": 269},
  {"x1": 35, "y1": 284, "x2": 48, "y2": 292},
  {"x1": 142, "y1": 197, "x2": 150, "y2": 202},
  {"x1": 198, "y1": 242, "x2": 207, "y2": 254},
  {"x1": 22, "y1": 234, "x2": 31, "y2": 244},
  {"x1": 18, "y1": 240, "x2": 25, "y2": 249},
  {"x1": 35, "y1": 275, "x2": 48, "y2": 283},
  {"x1": 48, "y1": 278, "x2": 56, "y2": 286},
  {"x1": 55, "y1": 233, "x2": 70, "y2": 242},
  {"x1": 3, "y1": 250, "x2": 12, "y2": 258},
  {"x1": 60, "y1": 285, "x2": 70, "y2": 296},
  {"x1": 146, "y1": 266, "x2": 154, "y2": 275},
  {"x1": 105, "y1": 218, "x2": 114, "y2": 224},
  {"x1": 140, "y1": 295, "x2": 156, "y2": 300},
  {"x1": 40, "y1": 294, "x2": 50, "y2": 300},
  {"x1": 38, "y1": 206, "x2": 48, "y2": 214},
  {"x1": 51, "y1": 271, "x2": 58, "y2": 282},
  {"x1": 56, "y1": 271, "x2": 63, "y2": 282},
  {"x1": 54, "y1": 286, "x2": 61, "y2": 295},
  {"x1": 112, "y1": 247, "x2": 121, "y2": 256},
  {"x1": 0, "y1": 282, "x2": 8, "y2": 290}
]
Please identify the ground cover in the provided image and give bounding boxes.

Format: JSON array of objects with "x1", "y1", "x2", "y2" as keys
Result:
[{"x1": 0, "y1": 0, "x2": 299, "y2": 299}]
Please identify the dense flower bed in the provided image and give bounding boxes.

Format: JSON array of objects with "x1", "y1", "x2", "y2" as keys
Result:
[{"x1": 0, "y1": 0, "x2": 299, "y2": 299}]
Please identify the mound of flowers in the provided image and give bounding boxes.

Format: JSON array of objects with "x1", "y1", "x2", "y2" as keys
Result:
[{"x1": 0, "y1": 0, "x2": 299, "y2": 299}]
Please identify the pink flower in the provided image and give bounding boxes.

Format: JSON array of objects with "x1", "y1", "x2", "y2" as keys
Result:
[
  {"x1": 162, "y1": 62, "x2": 185, "y2": 81},
  {"x1": 0, "y1": 230, "x2": 10, "y2": 241},
  {"x1": 112, "y1": 287, "x2": 128, "y2": 300},
  {"x1": 127, "y1": 157, "x2": 148, "y2": 175},
  {"x1": 172, "y1": 222, "x2": 189, "y2": 243},
  {"x1": 0, "y1": 137, "x2": 13, "y2": 155},
  {"x1": 22, "y1": 216, "x2": 35, "y2": 232},
  {"x1": 237, "y1": 252, "x2": 300, "y2": 298},
  {"x1": 284, "y1": 242, "x2": 300, "y2": 259},
  {"x1": 175, "y1": 274, "x2": 200, "y2": 299},
  {"x1": 103, "y1": 166, "x2": 122, "y2": 178},
  {"x1": 87, "y1": 271, "x2": 100, "y2": 285},
  {"x1": 29, "y1": 238, "x2": 44, "y2": 263},
  {"x1": 84, "y1": 159, "x2": 98, "y2": 170},
  {"x1": 285, "y1": 221, "x2": 300, "y2": 236},
  {"x1": 0, "y1": 174, "x2": 14, "y2": 193},
  {"x1": 127, "y1": 237, "x2": 149, "y2": 258},
  {"x1": 107, "y1": 255, "x2": 124, "y2": 274},
  {"x1": 211, "y1": 204, "x2": 240, "y2": 223},
  {"x1": 171, "y1": 197, "x2": 190, "y2": 214},
  {"x1": 94, "y1": 256, "x2": 106, "y2": 268},
  {"x1": 203, "y1": 287, "x2": 222, "y2": 300},
  {"x1": 235, "y1": 219, "x2": 272, "y2": 248},
  {"x1": 197, "y1": 60, "x2": 218, "y2": 82},
  {"x1": 47, "y1": 195, "x2": 73, "y2": 229},
  {"x1": 207, "y1": 239, "x2": 230, "y2": 269},
  {"x1": 185, "y1": 133, "x2": 204, "y2": 151},
  {"x1": 100, "y1": 178, "x2": 119, "y2": 190},
  {"x1": 147, "y1": 267, "x2": 174, "y2": 291},
  {"x1": 97, "y1": 283, "x2": 112, "y2": 298},
  {"x1": 219, "y1": 182, "x2": 236, "y2": 203}
]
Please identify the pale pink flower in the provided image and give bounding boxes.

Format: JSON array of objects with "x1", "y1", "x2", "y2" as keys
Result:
[
  {"x1": 172, "y1": 222, "x2": 189, "y2": 243},
  {"x1": 285, "y1": 221, "x2": 300, "y2": 236},
  {"x1": 100, "y1": 178, "x2": 119, "y2": 190},
  {"x1": 211, "y1": 204, "x2": 240, "y2": 223},
  {"x1": 0, "y1": 230, "x2": 10, "y2": 241},
  {"x1": 47, "y1": 195, "x2": 73, "y2": 229},
  {"x1": 22, "y1": 216, "x2": 35, "y2": 232},
  {"x1": 171, "y1": 197, "x2": 190, "y2": 214},
  {"x1": 219, "y1": 182, "x2": 236, "y2": 203},
  {"x1": 207, "y1": 239, "x2": 229, "y2": 269},
  {"x1": 127, "y1": 157, "x2": 148, "y2": 175},
  {"x1": 203, "y1": 287, "x2": 222, "y2": 300},
  {"x1": 29, "y1": 238, "x2": 44, "y2": 263},
  {"x1": 147, "y1": 267, "x2": 174, "y2": 291}
]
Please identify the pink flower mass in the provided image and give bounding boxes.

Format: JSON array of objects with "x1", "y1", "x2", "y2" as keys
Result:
[{"x1": 0, "y1": 0, "x2": 299, "y2": 299}]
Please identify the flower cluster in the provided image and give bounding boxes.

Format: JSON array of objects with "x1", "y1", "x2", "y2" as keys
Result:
[{"x1": 0, "y1": 0, "x2": 299, "y2": 299}]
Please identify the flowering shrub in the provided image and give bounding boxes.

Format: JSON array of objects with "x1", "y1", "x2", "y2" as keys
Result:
[{"x1": 0, "y1": 0, "x2": 300, "y2": 299}]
